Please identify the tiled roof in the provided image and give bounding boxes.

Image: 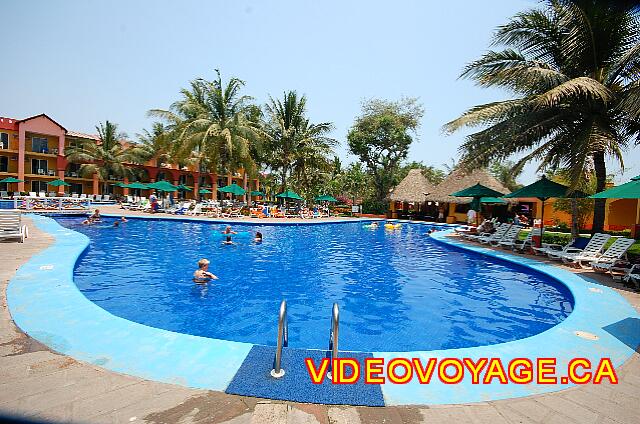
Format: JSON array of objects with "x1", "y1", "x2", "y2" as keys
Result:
[
  {"x1": 67, "y1": 130, "x2": 100, "y2": 141},
  {"x1": 0, "y1": 117, "x2": 19, "y2": 131}
]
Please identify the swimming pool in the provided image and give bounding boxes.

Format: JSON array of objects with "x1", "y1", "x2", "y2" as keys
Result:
[{"x1": 54, "y1": 216, "x2": 574, "y2": 352}]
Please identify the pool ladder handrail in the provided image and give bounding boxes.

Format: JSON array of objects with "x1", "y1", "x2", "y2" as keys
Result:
[
  {"x1": 270, "y1": 300, "x2": 288, "y2": 378},
  {"x1": 326, "y1": 302, "x2": 339, "y2": 379}
]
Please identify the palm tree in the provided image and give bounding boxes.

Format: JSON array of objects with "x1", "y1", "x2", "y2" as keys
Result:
[
  {"x1": 444, "y1": 0, "x2": 640, "y2": 232},
  {"x1": 263, "y1": 91, "x2": 336, "y2": 193},
  {"x1": 66, "y1": 121, "x2": 142, "y2": 194},
  {"x1": 133, "y1": 122, "x2": 173, "y2": 167},
  {"x1": 149, "y1": 69, "x2": 260, "y2": 178}
]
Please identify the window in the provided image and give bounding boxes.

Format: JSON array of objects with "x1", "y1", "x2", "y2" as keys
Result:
[
  {"x1": 0, "y1": 133, "x2": 8, "y2": 149},
  {"x1": 66, "y1": 163, "x2": 81, "y2": 177},
  {"x1": 70, "y1": 183, "x2": 83, "y2": 194},
  {"x1": 31, "y1": 159, "x2": 48, "y2": 174},
  {"x1": 32, "y1": 137, "x2": 48, "y2": 153},
  {"x1": 0, "y1": 156, "x2": 7, "y2": 172},
  {"x1": 178, "y1": 175, "x2": 187, "y2": 185},
  {"x1": 31, "y1": 180, "x2": 48, "y2": 193}
]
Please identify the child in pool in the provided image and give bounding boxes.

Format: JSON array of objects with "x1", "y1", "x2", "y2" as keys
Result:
[
  {"x1": 223, "y1": 235, "x2": 234, "y2": 245},
  {"x1": 254, "y1": 231, "x2": 263, "y2": 243},
  {"x1": 193, "y1": 259, "x2": 218, "y2": 283}
]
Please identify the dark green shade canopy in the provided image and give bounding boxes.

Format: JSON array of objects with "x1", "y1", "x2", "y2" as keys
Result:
[
  {"x1": 112, "y1": 182, "x2": 126, "y2": 188},
  {"x1": 480, "y1": 197, "x2": 507, "y2": 204},
  {"x1": 590, "y1": 178, "x2": 640, "y2": 199},
  {"x1": 176, "y1": 184, "x2": 192, "y2": 191},
  {"x1": 504, "y1": 175, "x2": 586, "y2": 200},
  {"x1": 250, "y1": 190, "x2": 265, "y2": 197},
  {"x1": 275, "y1": 190, "x2": 303, "y2": 200},
  {"x1": 315, "y1": 194, "x2": 338, "y2": 202},
  {"x1": 218, "y1": 183, "x2": 246, "y2": 195},
  {"x1": 123, "y1": 182, "x2": 150, "y2": 189},
  {"x1": 451, "y1": 183, "x2": 504, "y2": 198},
  {"x1": 199, "y1": 188, "x2": 212, "y2": 194},
  {"x1": 47, "y1": 179, "x2": 71, "y2": 187},
  {"x1": 0, "y1": 177, "x2": 24, "y2": 183},
  {"x1": 147, "y1": 180, "x2": 178, "y2": 192}
]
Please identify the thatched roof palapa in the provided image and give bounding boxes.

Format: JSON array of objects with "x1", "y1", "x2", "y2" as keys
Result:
[
  {"x1": 425, "y1": 168, "x2": 511, "y2": 204},
  {"x1": 389, "y1": 169, "x2": 437, "y2": 203}
]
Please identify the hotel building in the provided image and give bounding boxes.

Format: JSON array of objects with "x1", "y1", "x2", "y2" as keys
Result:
[{"x1": 0, "y1": 113, "x2": 259, "y2": 200}]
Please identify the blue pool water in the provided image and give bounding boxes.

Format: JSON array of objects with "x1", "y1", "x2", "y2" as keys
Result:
[{"x1": 54, "y1": 217, "x2": 574, "y2": 352}]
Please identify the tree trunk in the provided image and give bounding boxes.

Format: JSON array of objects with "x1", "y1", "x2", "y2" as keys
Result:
[
  {"x1": 592, "y1": 150, "x2": 607, "y2": 234},
  {"x1": 571, "y1": 198, "x2": 579, "y2": 238}
]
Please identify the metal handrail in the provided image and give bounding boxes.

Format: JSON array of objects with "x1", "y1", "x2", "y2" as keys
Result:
[
  {"x1": 270, "y1": 300, "x2": 288, "y2": 378},
  {"x1": 326, "y1": 302, "x2": 339, "y2": 379}
]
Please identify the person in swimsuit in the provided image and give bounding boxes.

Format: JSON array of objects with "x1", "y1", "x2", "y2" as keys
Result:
[
  {"x1": 222, "y1": 225, "x2": 237, "y2": 235},
  {"x1": 254, "y1": 231, "x2": 263, "y2": 243},
  {"x1": 120, "y1": 216, "x2": 128, "y2": 222},
  {"x1": 223, "y1": 235, "x2": 234, "y2": 245},
  {"x1": 193, "y1": 259, "x2": 218, "y2": 283}
]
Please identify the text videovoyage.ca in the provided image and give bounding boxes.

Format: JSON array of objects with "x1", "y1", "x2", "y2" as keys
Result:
[{"x1": 305, "y1": 357, "x2": 619, "y2": 385}]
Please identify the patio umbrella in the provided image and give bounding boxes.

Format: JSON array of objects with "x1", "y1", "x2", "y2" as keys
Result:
[
  {"x1": 47, "y1": 179, "x2": 70, "y2": 187},
  {"x1": 480, "y1": 197, "x2": 507, "y2": 204},
  {"x1": 315, "y1": 194, "x2": 338, "y2": 202},
  {"x1": 123, "y1": 182, "x2": 150, "y2": 189},
  {"x1": 591, "y1": 175, "x2": 640, "y2": 230},
  {"x1": 451, "y1": 183, "x2": 505, "y2": 224},
  {"x1": 218, "y1": 183, "x2": 246, "y2": 196},
  {"x1": 147, "y1": 180, "x2": 178, "y2": 192},
  {"x1": 112, "y1": 182, "x2": 126, "y2": 188},
  {"x1": 275, "y1": 190, "x2": 303, "y2": 201},
  {"x1": 177, "y1": 184, "x2": 192, "y2": 191},
  {"x1": 199, "y1": 188, "x2": 212, "y2": 194},
  {"x1": 504, "y1": 175, "x2": 587, "y2": 243},
  {"x1": 0, "y1": 177, "x2": 24, "y2": 193},
  {"x1": 251, "y1": 190, "x2": 265, "y2": 197}
]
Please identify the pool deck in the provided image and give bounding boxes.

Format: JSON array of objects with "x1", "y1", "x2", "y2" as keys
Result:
[{"x1": 1, "y1": 217, "x2": 640, "y2": 423}]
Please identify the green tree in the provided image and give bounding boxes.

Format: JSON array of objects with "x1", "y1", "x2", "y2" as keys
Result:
[
  {"x1": 263, "y1": 91, "x2": 336, "y2": 193},
  {"x1": 66, "y1": 121, "x2": 143, "y2": 194},
  {"x1": 347, "y1": 97, "x2": 424, "y2": 202},
  {"x1": 490, "y1": 160, "x2": 524, "y2": 192},
  {"x1": 149, "y1": 69, "x2": 260, "y2": 177},
  {"x1": 548, "y1": 169, "x2": 597, "y2": 237},
  {"x1": 444, "y1": 0, "x2": 640, "y2": 233}
]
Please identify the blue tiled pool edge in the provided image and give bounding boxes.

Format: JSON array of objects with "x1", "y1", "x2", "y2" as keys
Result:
[{"x1": 6, "y1": 215, "x2": 640, "y2": 406}]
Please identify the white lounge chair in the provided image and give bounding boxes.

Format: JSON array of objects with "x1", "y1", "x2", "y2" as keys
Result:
[
  {"x1": 186, "y1": 203, "x2": 204, "y2": 216},
  {"x1": 72, "y1": 193, "x2": 79, "y2": 198},
  {"x1": 588, "y1": 238, "x2": 636, "y2": 271},
  {"x1": 1, "y1": 191, "x2": 8, "y2": 199},
  {"x1": 103, "y1": 194, "x2": 110, "y2": 201},
  {"x1": 487, "y1": 224, "x2": 521, "y2": 246},
  {"x1": 546, "y1": 235, "x2": 608, "y2": 261},
  {"x1": 475, "y1": 224, "x2": 512, "y2": 244},
  {"x1": 38, "y1": 191, "x2": 46, "y2": 197},
  {"x1": 0, "y1": 210, "x2": 28, "y2": 243},
  {"x1": 500, "y1": 229, "x2": 537, "y2": 252},
  {"x1": 465, "y1": 222, "x2": 504, "y2": 241},
  {"x1": 94, "y1": 195, "x2": 103, "y2": 202},
  {"x1": 555, "y1": 233, "x2": 612, "y2": 266},
  {"x1": 623, "y1": 264, "x2": 640, "y2": 289},
  {"x1": 29, "y1": 192, "x2": 37, "y2": 197}
]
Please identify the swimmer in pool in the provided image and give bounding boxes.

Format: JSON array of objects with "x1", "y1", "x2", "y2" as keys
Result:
[
  {"x1": 254, "y1": 231, "x2": 263, "y2": 243},
  {"x1": 193, "y1": 258, "x2": 218, "y2": 283},
  {"x1": 222, "y1": 235, "x2": 234, "y2": 245},
  {"x1": 90, "y1": 209, "x2": 101, "y2": 222},
  {"x1": 222, "y1": 225, "x2": 237, "y2": 235},
  {"x1": 113, "y1": 220, "x2": 120, "y2": 227},
  {"x1": 120, "y1": 216, "x2": 128, "y2": 222}
]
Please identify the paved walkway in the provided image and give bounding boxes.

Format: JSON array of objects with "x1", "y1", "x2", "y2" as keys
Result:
[{"x1": 0, "y1": 218, "x2": 639, "y2": 423}]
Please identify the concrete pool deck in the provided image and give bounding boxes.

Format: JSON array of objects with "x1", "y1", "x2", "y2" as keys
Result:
[{"x1": 1, "y1": 217, "x2": 640, "y2": 423}]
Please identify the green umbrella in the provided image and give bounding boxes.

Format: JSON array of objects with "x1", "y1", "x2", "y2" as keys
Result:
[
  {"x1": 504, "y1": 175, "x2": 587, "y2": 242},
  {"x1": 112, "y1": 182, "x2": 126, "y2": 188},
  {"x1": 315, "y1": 194, "x2": 338, "y2": 202},
  {"x1": 147, "y1": 180, "x2": 178, "y2": 192},
  {"x1": 480, "y1": 197, "x2": 507, "y2": 204},
  {"x1": 176, "y1": 184, "x2": 192, "y2": 191},
  {"x1": 218, "y1": 183, "x2": 246, "y2": 196},
  {"x1": 47, "y1": 179, "x2": 71, "y2": 187},
  {"x1": 199, "y1": 188, "x2": 212, "y2": 194},
  {"x1": 251, "y1": 190, "x2": 265, "y2": 197},
  {"x1": 0, "y1": 177, "x2": 24, "y2": 183},
  {"x1": 451, "y1": 184, "x2": 505, "y2": 224},
  {"x1": 276, "y1": 190, "x2": 303, "y2": 200},
  {"x1": 590, "y1": 176, "x2": 640, "y2": 230},
  {"x1": 123, "y1": 182, "x2": 150, "y2": 189}
]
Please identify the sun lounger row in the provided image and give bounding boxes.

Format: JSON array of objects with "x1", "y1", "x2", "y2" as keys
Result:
[{"x1": 0, "y1": 210, "x2": 28, "y2": 243}]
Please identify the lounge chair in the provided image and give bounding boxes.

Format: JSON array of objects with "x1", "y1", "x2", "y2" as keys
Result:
[
  {"x1": 486, "y1": 224, "x2": 521, "y2": 247},
  {"x1": 588, "y1": 238, "x2": 636, "y2": 271},
  {"x1": 464, "y1": 222, "x2": 503, "y2": 241},
  {"x1": 186, "y1": 203, "x2": 204, "y2": 216},
  {"x1": 473, "y1": 223, "x2": 511, "y2": 244},
  {"x1": 500, "y1": 229, "x2": 537, "y2": 252},
  {"x1": 0, "y1": 210, "x2": 28, "y2": 243},
  {"x1": 29, "y1": 192, "x2": 37, "y2": 197},
  {"x1": 623, "y1": 264, "x2": 640, "y2": 290},
  {"x1": 547, "y1": 235, "x2": 609, "y2": 261},
  {"x1": 38, "y1": 191, "x2": 46, "y2": 197},
  {"x1": 103, "y1": 194, "x2": 110, "y2": 201},
  {"x1": 0, "y1": 191, "x2": 8, "y2": 199},
  {"x1": 554, "y1": 233, "x2": 612, "y2": 266},
  {"x1": 71, "y1": 193, "x2": 79, "y2": 198}
]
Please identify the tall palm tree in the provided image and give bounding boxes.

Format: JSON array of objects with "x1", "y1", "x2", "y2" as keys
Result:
[
  {"x1": 133, "y1": 122, "x2": 173, "y2": 167},
  {"x1": 66, "y1": 121, "x2": 142, "y2": 193},
  {"x1": 263, "y1": 91, "x2": 336, "y2": 193},
  {"x1": 149, "y1": 69, "x2": 260, "y2": 178},
  {"x1": 444, "y1": 0, "x2": 640, "y2": 232}
]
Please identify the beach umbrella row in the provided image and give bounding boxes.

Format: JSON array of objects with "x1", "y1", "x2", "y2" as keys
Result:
[{"x1": 451, "y1": 183, "x2": 505, "y2": 225}]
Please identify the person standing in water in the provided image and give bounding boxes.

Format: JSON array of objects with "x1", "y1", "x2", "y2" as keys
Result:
[{"x1": 193, "y1": 259, "x2": 218, "y2": 283}]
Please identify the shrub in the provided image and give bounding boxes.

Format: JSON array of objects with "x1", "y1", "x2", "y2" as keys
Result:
[{"x1": 362, "y1": 199, "x2": 387, "y2": 214}]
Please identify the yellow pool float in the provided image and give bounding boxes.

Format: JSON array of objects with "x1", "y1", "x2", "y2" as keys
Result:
[{"x1": 384, "y1": 223, "x2": 402, "y2": 230}]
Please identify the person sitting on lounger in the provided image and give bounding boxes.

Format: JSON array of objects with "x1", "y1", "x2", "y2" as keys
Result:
[
  {"x1": 222, "y1": 225, "x2": 237, "y2": 235},
  {"x1": 254, "y1": 231, "x2": 263, "y2": 243},
  {"x1": 193, "y1": 258, "x2": 218, "y2": 283}
]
